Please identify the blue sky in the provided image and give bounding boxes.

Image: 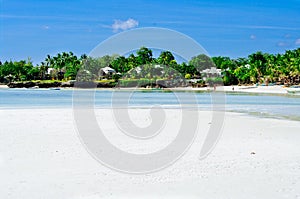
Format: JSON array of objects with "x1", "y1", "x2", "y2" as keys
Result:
[{"x1": 1, "y1": 0, "x2": 300, "y2": 64}]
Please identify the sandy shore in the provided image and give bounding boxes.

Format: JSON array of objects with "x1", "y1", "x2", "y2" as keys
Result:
[
  {"x1": 171, "y1": 85, "x2": 300, "y2": 95},
  {"x1": 0, "y1": 85, "x2": 8, "y2": 89},
  {"x1": 98, "y1": 85, "x2": 300, "y2": 95},
  {"x1": 2, "y1": 83, "x2": 300, "y2": 95},
  {"x1": 1, "y1": 108, "x2": 300, "y2": 198},
  {"x1": 223, "y1": 85, "x2": 300, "y2": 94}
]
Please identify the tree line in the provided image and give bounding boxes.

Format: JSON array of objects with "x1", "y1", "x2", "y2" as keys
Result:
[{"x1": 0, "y1": 47, "x2": 299, "y2": 86}]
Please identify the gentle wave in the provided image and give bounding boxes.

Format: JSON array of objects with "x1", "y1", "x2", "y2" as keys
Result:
[{"x1": 1, "y1": 89, "x2": 299, "y2": 121}]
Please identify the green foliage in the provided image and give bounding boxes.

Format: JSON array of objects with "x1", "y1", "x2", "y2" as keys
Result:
[
  {"x1": 82, "y1": 55, "x2": 118, "y2": 77},
  {"x1": 111, "y1": 56, "x2": 130, "y2": 73},
  {"x1": 234, "y1": 66, "x2": 250, "y2": 84},
  {"x1": 112, "y1": 73, "x2": 121, "y2": 82},
  {"x1": 1, "y1": 47, "x2": 300, "y2": 86},
  {"x1": 0, "y1": 59, "x2": 39, "y2": 82},
  {"x1": 118, "y1": 79, "x2": 156, "y2": 87},
  {"x1": 97, "y1": 79, "x2": 115, "y2": 83},
  {"x1": 157, "y1": 51, "x2": 175, "y2": 65},
  {"x1": 185, "y1": 73, "x2": 191, "y2": 79},
  {"x1": 189, "y1": 54, "x2": 215, "y2": 72},
  {"x1": 45, "y1": 52, "x2": 82, "y2": 80},
  {"x1": 136, "y1": 47, "x2": 153, "y2": 65}
]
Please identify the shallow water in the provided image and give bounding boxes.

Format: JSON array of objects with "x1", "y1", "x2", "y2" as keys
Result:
[{"x1": 1, "y1": 88, "x2": 299, "y2": 120}]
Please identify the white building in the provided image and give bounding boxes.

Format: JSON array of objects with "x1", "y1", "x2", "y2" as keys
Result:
[
  {"x1": 99, "y1": 66, "x2": 116, "y2": 77},
  {"x1": 201, "y1": 67, "x2": 222, "y2": 80}
]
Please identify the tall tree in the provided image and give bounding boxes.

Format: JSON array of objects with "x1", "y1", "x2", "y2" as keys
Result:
[
  {"x1": 136, "y1": 47, "x2": 153, "y2": 65},
  {"x1": 189, "y1": 54, "x2": 215, "y2": 72},
  {"x1": 248, "y1": 52, "x2": 268, "y2": 83},
  {"x1": 157, "y1": 51, "x2": 175, "y2": 65}
]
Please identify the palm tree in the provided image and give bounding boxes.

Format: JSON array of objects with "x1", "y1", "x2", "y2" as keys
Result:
[
  {"x1": 158, "y1": 51, "x2": 175, "y2": 66},
  {"x1": 136, "y1": 47, "x2": 153, "y2": 65},
  {"x1": 39, "y1": 62, "x2": 48, "y2": 80},
  {"x1": 248, "y1": 52, "x2": 268, "y2": 84}
]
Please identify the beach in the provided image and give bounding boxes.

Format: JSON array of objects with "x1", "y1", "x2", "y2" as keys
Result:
[
  {"x1": 0, "y1": 85, "x2": 8, "y2": 89},
  {"x1": 2, "y1": 0, "x2": 300, "y2": 198},
  {"x1": 1, "y1": 108, "x2": 300, "y2": 199},
  {"x1": 170, "y1": 85, "x2": 300, "y2": 95},
  {"x1": 2, "y1": 84, "x2": 300, "y2": 95}
]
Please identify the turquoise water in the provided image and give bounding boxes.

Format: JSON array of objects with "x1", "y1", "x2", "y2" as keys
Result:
[{"x1": 1, "y1": 88, "x2": 300, "y2": 120}]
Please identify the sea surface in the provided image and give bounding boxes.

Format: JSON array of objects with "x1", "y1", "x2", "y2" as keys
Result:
[{"x1": 1, "y1": 88, "x2": 300, "y2": 121}]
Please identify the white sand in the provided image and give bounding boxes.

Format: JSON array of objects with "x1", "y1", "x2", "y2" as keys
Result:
[
  {"x1": 2, "y1": 84, "x2": 300, "y2": 95},
  {"x1": 222, "y1": 85, "x2": 290, "y2": 94},
  {"x1": 0, "y1": 85, "x2": 8, "y2": 89},
  {"x1": 159, "y1": 85, "x2": 300, "y2": 95},
  {"x1": 0, "y1": 108, "x2": 300, "y2": 199}
]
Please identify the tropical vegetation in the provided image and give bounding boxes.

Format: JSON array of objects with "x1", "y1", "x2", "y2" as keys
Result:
[{"x1": 0, "y1": 47, "x2": 299, "y2": 86}]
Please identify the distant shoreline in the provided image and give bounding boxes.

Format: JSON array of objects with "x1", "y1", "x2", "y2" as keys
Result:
[{"x1": 1, "y1": 84, "x2": 300, "y2": 95}]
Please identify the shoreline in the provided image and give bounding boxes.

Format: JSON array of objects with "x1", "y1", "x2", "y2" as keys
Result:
[
  {"x1": 1, "y1": 84, "x2": 300, "y2": 95},
  {"x1": 167, "y1": 85, "x2": 300, "y2": 95},
  {"x1": 2, "y1": 85, "x2": 299, "y2": 122}
]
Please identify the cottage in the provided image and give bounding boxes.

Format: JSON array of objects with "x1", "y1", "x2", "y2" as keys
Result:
[
  {"x1": 99, "y1": 66, "x2": 116, "y2": 78},
  {"x1": 201, "y1": 67, "x2": 222, "y2": 80}
]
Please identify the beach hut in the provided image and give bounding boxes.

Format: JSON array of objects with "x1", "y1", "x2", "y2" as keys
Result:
[
  {"x1": 201, "y1": 67, "x2": 222, "y2": 80},
  {"x1": 99, "y1": 66, "x2": 116, "y2": 79}
]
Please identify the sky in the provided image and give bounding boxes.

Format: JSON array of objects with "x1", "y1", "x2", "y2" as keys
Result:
[{"x1": 1, "y1": 0, "x2": 300, "y2": 64}]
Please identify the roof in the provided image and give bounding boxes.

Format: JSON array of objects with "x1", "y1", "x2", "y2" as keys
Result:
[
  {"x1": 100, "y1": 66, "x2": 116, "y2": 73},
  {"x1": 201, "y1": 67, "x2": 222, "y2": 74}
]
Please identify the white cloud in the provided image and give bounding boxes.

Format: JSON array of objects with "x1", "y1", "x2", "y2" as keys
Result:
[
  {"x1": 42, "y1": 25, "x2": 50, "y2": 30},
  {"x1": 295, "y1": 39, "x2": 300, "y2": 46},
  {"x1": 112, "y1": 18, "x2": 138, "y2": 32},
  {"x1": 233, "y1": 25, "x2": 300, "y2": 31},
  {"x1": 250, "y1": 34, "x2": 256, "y2": 40},
  {"x1": 277, "y1": 41, "x2": 289, "y2": 47}
]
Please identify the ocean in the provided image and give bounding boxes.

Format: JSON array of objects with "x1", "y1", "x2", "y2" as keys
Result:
[{"x1": 1, "y1": 88, "x2": 300, "y2": 121}]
